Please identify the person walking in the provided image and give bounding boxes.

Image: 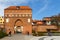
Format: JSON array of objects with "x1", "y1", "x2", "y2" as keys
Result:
[{"x1": 8, "y1": 29, "x2": 11, "y2": 37}]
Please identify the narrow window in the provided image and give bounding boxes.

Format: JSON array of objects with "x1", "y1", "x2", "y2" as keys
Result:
[
  {"x1": 12, "y1": 15, "x2": 14, "y2": 17},
  {"x1": 22, "y1": 14, "x2": 24, "y2": 17},
  {"x1": 28, "y1": 18, "x2": 30, "y2": 23},
  {"x1": 19, "y1": 15, "x2": 21, "y2": 17},
  {"x1": 9, "y1": 15, "x2": 11, "y2": 17},
  {"x1": 26, "y1": 14, "x2": 28, "y2": 16},
  {"x1": 6, "y1": 18, "x2": 9, "y2": 23}
]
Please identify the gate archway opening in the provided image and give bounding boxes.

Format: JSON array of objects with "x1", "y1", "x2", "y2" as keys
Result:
[{"x1": 14, "y1": 19, "x2": 23, "y2": 33}]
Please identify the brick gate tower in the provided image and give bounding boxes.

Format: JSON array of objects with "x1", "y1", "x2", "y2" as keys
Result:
[{"x1": 4, "y1": 6, "x2": 32, "y2": 34}]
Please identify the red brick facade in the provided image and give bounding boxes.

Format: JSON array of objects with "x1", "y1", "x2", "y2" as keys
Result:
[{"x1": 4, "y1": 6, "x2": 32, "y2": 34}]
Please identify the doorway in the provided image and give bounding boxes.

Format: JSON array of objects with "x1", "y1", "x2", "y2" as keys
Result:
[
  {"x1": 14, "y1": 19, "x2": 23, "y2": 33},
  {"x1": 14, "y1": 26, "x2": 23, "y2": 33}
]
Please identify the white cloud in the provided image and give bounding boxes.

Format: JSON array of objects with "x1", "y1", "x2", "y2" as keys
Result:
[
  {"x1": 36, "y1": 0, "x2": 48, "y2": 15},
  {"x1": 0, "y1": 0, "x2": 31, "y2": 16},
  {"x1": 0, "y1": 0, "x2": 48, "y2": 16}
]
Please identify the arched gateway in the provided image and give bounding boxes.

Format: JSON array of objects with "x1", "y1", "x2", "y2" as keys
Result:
[
  {"x1": 14, "y1": 19, "x2": 23, "y2": 33},
  {"x1": 4, "y1": 6, "x2": 32, "y2": 34}
]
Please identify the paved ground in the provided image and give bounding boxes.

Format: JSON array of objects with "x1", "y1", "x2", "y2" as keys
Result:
[
  {"x1": 30, "y1": 36, "x2": 60, "y2": 40},
  {"x1": 0, "y1": 34, "x2": 60, "y2": 40},
  {"x1": 0, "y1": 34, "x2": 35, "y2": 40}
]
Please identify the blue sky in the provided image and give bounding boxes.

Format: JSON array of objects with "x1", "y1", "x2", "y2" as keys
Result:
[{"x1": 0, "y1": 0, "x2": 60, "y2": 20}]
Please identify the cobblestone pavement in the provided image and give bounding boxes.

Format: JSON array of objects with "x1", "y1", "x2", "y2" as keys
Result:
[
  {"x1": 0, "y1": 34, "x2": 35, "y2": 40},
  {"x1": 30, "y1": 36, "x2": 60, "y2": 40},
  {"x1": 1, "y1": 34, "x2": 60, "y2": 40}
]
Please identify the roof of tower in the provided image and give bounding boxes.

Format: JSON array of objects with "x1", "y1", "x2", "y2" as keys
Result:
[{"x1": 5, "y1": 6, "x2": 32, "y2": 10}]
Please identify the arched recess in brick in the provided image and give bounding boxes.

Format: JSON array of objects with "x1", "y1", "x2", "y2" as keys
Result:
[{"x1": 14, "y1": 19, "x2": 23, "y2": 33}]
